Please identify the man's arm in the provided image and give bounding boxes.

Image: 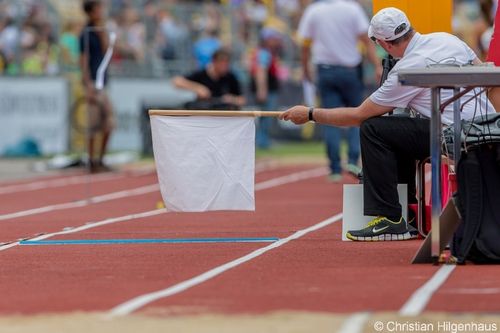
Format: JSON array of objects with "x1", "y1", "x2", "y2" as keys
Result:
[
  {"x1": 279, "y1": 98, "x2": 393, "y2": 126},
  {"x1": 359, "y1": 34, "x2": 383, "y2": 82},
  {"x1": 255, "y1": 64, "x2": 268, "y2": 104},
  {"x1": 172, "y1": 76, "x2": 211, "y2": 99},
  {"x1": 301, "y1": 40, "x2": 313, "y2": 82},
  {"x1": 470, "y1": 57, "x2": 499, "y2": 111},
  {"x1": 95, "y1": 18, "x2": 109, "y2": 51},
  {"x1": 79, "y1": 51, "x2": 96, "y2": 98}
]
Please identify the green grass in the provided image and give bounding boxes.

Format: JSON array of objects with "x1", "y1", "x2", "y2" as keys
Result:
[{"x1": 255, "y1": 141, "x2": 325, "y2": 158}]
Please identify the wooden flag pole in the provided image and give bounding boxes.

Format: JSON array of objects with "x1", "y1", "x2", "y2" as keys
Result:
[{"x1": 148, "y1": 110, "x2": 283, "y2": 117}]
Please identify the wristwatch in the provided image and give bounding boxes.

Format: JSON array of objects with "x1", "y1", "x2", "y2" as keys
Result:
[{"x1": 308, "y1": 107, "x2": 315, "y2": 122}]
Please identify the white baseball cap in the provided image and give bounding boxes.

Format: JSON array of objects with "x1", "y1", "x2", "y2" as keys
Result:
[{"x1": 368, "y1": 7, "x2": 411, "y2": 42}]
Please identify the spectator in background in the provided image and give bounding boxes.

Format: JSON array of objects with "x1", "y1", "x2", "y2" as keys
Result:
[
  {"x1": 0, "y1": 49, "x2": 6, "y2": 73},
  {"x1": 22, "y1": 22, "x2": 59, "y2": 75},
  {"x1": 157, "y1": 9, "x2": 188, "y2": 60},
  {"x1": 79, "y1": 0, "x2": 114, "y2": 173},
  {"x1": 117, "y1": 6, "x2": 146, "y2": 63},
  {"x1": 60, "y1": 19, "x2": 82, "y2": 72},
  {"x1": 476, "y1": 0, "x2": 497, "y2": 58},
  {"x1": 0, "y1": 17, "x2": 19, "y2": 68},
  {"x1": 193, "y1": 29, "x2": 221, "y2": 69},
  {"x1": 298, "y1": 0, "x2": 382, "y2": 182},
  {"x1": 250, "y1": 27, "x2": 283, "y2": 149},
  {"x1": 172, "y1": 48, "x2": 245, "y2": 109},
  {"x1": 487, "y1": 0, "x2": 500, "y2": 111}
]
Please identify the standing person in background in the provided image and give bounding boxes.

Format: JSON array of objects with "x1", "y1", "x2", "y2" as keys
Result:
[
  {"x1": 298, "y1": 0, "x2": 382, "y2": 182},
  {"x1": 250, "y1": 27, "x2": 283, "y2": 149},
  {"x1": 79, "y1": 0, "x2": 114, "y2": 173}
]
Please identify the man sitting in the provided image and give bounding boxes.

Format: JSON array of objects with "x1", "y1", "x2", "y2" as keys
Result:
[{"x1": 280, "y1": 7, "x2": 496, "y2": 241}]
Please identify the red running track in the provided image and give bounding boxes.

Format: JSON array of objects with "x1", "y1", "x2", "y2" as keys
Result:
[{"x1": 0, "y1": 165, "x2": 499, "y2": 316}]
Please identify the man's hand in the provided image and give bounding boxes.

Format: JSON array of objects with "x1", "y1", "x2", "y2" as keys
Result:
[
  {"x1": 279, "y1": 105, "x2": 309, "y2": 124},
  {"x1": 196, "y1": 86, "x2": 211, "y2": 99}
]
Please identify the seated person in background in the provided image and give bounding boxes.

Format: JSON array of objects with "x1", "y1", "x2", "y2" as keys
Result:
[
  {"x1": 172, "y1": 48, "x2": 245, "y2": 109},
  {"x1": 280, "y1": 7, "x2": 497, "y2": 242}
]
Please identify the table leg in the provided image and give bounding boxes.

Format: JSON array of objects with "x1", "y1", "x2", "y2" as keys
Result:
[
  {"x1": 431, "y1": 87, "x2": 442, "y2": 264},
  {"x1": 453, "y1": 88, "x2": 461, "y2": 171}
]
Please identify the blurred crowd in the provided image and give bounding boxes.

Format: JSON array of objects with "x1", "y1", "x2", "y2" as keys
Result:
[{"x1": 0, "y1": 0, "x2": 497, "y2": 77}]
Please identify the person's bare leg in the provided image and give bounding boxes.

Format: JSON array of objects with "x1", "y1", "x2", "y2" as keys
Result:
[
  {"x1": 98, "y1": 129, "x2": 111, "y2": 164},
  {"x1": 95, "y1": 92, "x2": 114, "y2": 170},
  {"x1": 88, "y1": 135, "x2": 96, "y2": 173}
]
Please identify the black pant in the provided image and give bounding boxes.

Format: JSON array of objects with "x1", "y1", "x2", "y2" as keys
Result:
[{"x1": 361, "y1": 116, "x2": 431, "y2": 219}]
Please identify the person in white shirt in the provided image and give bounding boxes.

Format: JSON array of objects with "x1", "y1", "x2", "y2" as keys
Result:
[
  {"x1": 280, "y1": 7, "x2": 496, "y2": 241},
  {"x1": 297, "y1": 0, "x2": 382, "y2": 182}
]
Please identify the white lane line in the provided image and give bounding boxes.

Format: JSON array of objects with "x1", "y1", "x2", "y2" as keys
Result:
[
  {"x1": 338, "y1": 312, "x2": 371, "y2": 333},
  {"x1": 0, "y1": 209, "x2": 166, "y2": 252},
  {"x1": 0, "y1": 184, "x2": 160, "y2": 222},
  {"x1": 108, "y1": 212, "x2": 343, "y2": 317},
  {"x1": 0, "y1": 161, "x2": 279, "y2": 196},
  {"x1": 399, "y1": 265, "x2": 456, "y2": 316},
  {"x1": 255, "y1": 167, "x2": 328, "y2": 191},
  {"x1": 0, "y1": 170, "x2": 154, "y2": 195},
  {"x1": 442, "y1": 288, "x2": 500, "y2": 295},
  {"x1": 0, "y1": 166, "x2": 328, "y2": 222},
  {"x1": 0, "y1": 166, "x2": 330, "y2": 250}
]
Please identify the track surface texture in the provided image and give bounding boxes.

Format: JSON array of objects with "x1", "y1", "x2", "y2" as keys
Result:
[{"x1": 0, "y1": 161, "x2": 499, "y2": 332}]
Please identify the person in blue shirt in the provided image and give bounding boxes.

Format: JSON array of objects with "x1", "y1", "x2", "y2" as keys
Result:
[
  {"x1": 250, "y1": 27, "x2": 283, "y2": 149},
  {"x1": 193, "y1": 29, "x2": 221, "y2": 69}
]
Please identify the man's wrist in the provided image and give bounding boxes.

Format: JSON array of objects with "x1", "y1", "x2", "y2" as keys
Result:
[{"x1": 308, "y1": 106, "x2": 315, "y2": 122}]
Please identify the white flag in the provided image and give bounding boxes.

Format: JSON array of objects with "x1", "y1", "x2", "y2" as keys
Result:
[{"x1": 151, "y1": 115, "x2": 255, "y2": 212}]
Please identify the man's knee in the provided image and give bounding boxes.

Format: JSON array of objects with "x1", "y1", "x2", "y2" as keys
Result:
[{"x1": 360, "y1": 118, "x2": 379, "y2": 137}]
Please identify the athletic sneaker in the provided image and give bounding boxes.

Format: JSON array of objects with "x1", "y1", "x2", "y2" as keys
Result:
[
  {"x1": 328, "y1": 173, "x2": 342, "y2": 183},
  {"x1": 407, "y1": 209, "x2": 419, "y2": 239},
  {"x1": 346, "y1": 216, "x2": 412, "y2": 241},
  {"x1": 346, "y1": 163, "x2": 362, "y2": 178}
]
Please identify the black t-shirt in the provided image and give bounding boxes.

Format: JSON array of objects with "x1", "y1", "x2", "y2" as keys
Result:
[
  {"x1": 186, "y1": 69, "x2": 242, "y2": 98},
  {"x1": 79, "y1": 24, "x2": 107, "y2": 84}
]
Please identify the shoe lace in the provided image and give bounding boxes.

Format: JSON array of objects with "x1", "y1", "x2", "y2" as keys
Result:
[{"x1": 367, "y1": 216, "x2": 386, "y2": 227}]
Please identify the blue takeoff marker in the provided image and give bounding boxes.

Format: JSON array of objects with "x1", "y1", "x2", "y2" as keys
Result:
[{"x1": 19, "y1": 237, "x2": 280, "y2": 246}]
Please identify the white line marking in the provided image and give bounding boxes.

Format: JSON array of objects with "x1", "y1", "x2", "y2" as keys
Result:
[
  {"x1": 442, "y1": 288, "x2": 500, "y2": 295},
  {"x1": 399, "y1": 265, "x2": 456, "y2": 316},
  {"x1": 0, "y1": 161, "x2": 276, "y2": 196},
  {"x1": 0, "y1": 184, "x2": 160, "y2": 222},
  {"x1": 0, "y1": 170, "x2": 154, "y2": 195},
  {"x1": 338, "y1": 312, "x2": 371, "y2": 333},
  {"x1": 0, "y1": 166, "x2": 330, "y2": 250},
  {"x1": 108, "y1": 212, "x2": 343, "y2": 317},
  {"x1": 1, "y1": 166, "x2": 328, "y2": 222},
  {"x1": 0, "y1": 209, "x2": 166, "y2": 252},
  {"x1": 255, "y1": 167, "x2": 328, "y2": 191}
]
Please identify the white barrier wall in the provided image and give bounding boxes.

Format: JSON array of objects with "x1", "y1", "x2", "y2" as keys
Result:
[
  {"x1": 108, "y1": 79, "x2": 194, "y2": 151},
  {"x1": 0, "y1": 77, "x2": 69, "y2": 155},
  {"x1": 0, "y1": 77, "x2": 194, "y2": 155}
]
